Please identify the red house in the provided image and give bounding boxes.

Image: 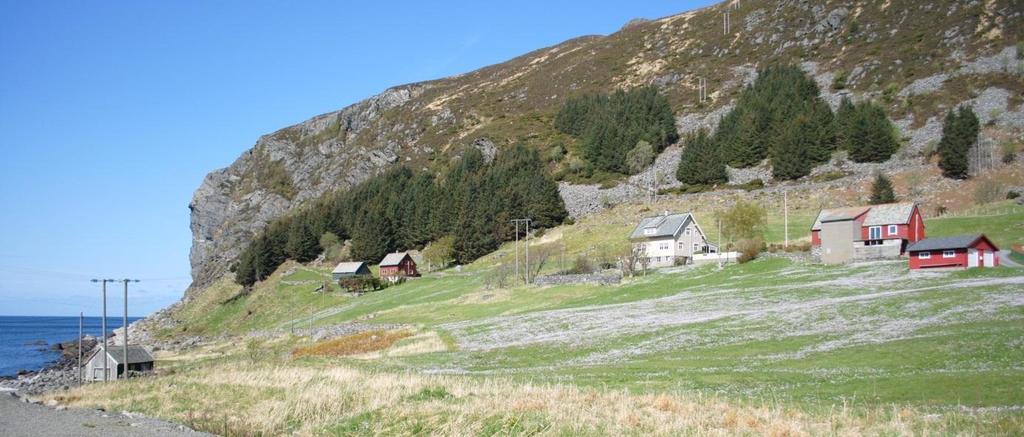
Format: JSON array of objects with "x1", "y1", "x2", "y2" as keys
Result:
[
  {"x1": 811, "y1": 202, "x2": 925, "y2": 254},
  {"x1": 908, "y1": 234, "x2": 1000, "y2": 269},
  {"x1": 378, "y1": 252, "x2": 419, "y2": 281}
]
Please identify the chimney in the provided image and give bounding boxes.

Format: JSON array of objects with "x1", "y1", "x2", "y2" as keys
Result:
[{"x1": 663, "y1": 210, "x2": 669, "y2": 217}]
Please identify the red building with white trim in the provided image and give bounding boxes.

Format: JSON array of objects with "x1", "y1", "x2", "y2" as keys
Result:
[
  {"x1": 908, "y1": 234, "x2": 1000, "y2": 269},
  {"x1": 378, "y1": 252, "x2": 420, "y2": 281},
  {"x1": 811, "y1": 202, "x2": 926, "y2": 251}
]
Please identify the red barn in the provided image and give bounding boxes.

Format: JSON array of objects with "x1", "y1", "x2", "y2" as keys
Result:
[
  {"x1": 378, "y1": 252, "x2": 419, "y2": 281},
  {"x1": 811, "y1": 202, "x2": 925, "y2": 254},
  {"x1": 908, "y1": 234, "x2": 1000, "y2": 269}
]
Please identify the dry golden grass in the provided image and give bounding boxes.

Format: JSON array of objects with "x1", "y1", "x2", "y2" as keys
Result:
[
  {"x1": 291, "y1": 329, "x2": 413, "y2": 358},
  {"x1": 46, "y1": 358, "x2": 1021, "y2": 437}
]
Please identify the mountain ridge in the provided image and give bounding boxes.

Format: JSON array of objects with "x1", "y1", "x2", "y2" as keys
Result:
[{"x1": 187, "y1": 0, "x2": 1023, "y2": 294}]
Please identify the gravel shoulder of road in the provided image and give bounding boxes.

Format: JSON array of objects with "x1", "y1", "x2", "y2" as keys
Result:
[{"x1": 0, "y1": 392, "x2": 212, "y2": 437}]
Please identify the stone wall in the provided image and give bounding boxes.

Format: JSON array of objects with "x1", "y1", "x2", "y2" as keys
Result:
[{"x1": 534, "y1": 272, "x2": 622, "y2": 286}]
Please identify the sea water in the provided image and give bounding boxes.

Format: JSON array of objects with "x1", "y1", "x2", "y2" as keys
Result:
[{"x1": 0, "y1": 316, "x2": 141, "y2": 377}]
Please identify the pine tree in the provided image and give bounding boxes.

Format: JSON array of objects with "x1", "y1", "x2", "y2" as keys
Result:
[
  {"x1": 869, "y1": 173, "x2": 896, "y2": 204},
  {"x1": 846, "y1": 102, "x2": 898, "y2": 163},
  {"x1": 771, "y1": 115, "x2": 814, "y2": 180},
  {"x1": 285, "y1": 216, "x2": 320, "y2": 262},
  {"x1": 937, "y1": 106, "x2": 979, "y2": 179},
  {"x1": 676, "y1": 129, "x2": 727, "y2": 185}
]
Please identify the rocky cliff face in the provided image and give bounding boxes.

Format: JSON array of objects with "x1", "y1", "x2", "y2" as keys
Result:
[{"x1": 187, "y1": 0, "x2": 1023, "y2": 294}]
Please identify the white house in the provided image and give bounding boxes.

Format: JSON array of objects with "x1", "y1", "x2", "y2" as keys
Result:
[{"x1": 629, "y1": 211, "x2": 715, "y2": 267}]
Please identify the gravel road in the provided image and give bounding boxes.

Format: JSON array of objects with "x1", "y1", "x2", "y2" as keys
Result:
[{"x1": 0, "y1": 392, "x2": 212, "y2": 437}]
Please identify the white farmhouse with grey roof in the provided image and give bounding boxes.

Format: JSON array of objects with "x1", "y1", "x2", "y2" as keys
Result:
[{"x1": 629, "y1": 212, "x2": 715, "y2": 267}]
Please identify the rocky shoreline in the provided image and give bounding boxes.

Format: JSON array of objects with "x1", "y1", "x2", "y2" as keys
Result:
[{"x1": 0, "y1": 336, "x2": 98, "y2": 396}]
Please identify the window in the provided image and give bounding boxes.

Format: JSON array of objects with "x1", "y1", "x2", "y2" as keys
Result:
[
  {"x1": 943, "y1": 250, "x2": 956, "y2": 258},
  {"x1": 678, "y1": 241, "x2": 685, "y2": 250},
  {"x1": 658, "y1": 242, "x2": 669, "y2": 250},
  {"x1": 918, "y1": 251, "x2": 931, "y2": 259},
  {"x1": 888, "y1": 225, "x2": 897, "y2": 235},
  {"x1": 684, "y1": 228, "x2": 691, "y2": 235},
  {"x1": 643, "y1": 228, "x2": 656, "y2": 236},
  {"x1": 868, "y1": 226, "x2": 881, "y2": 240}
]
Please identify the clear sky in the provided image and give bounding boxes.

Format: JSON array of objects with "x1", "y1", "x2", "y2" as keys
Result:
[{"x1": 0, "y1": 0, "x2": 712, "y2": 317}]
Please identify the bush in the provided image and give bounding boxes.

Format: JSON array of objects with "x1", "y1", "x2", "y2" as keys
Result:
[
  {"x1": 338, "y1": 276, "x2": 385, "y2": 293},
  {"x1": 1001, "y1": 142, "x2": 1018, "y2": 164},
  {"x1": 736, "y1": 238, "x2": 763, "y2": 264},
  {"x1": 569, "y1": 255, "x2": 595, "y2": 274},
  {"x1": 832, "y1": 70, "x2": 848, "y2": 90},
  {"x1": 721, "y1": 200, "x2": 767, "y2": 241},
  {"x1": 974, "y1": 179, "x2": 1006, "y2": 205}
]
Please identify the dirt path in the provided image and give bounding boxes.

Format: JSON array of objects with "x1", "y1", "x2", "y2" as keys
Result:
[{"x1": 0, "y1": 393, "x2": 212, "y2": 437}]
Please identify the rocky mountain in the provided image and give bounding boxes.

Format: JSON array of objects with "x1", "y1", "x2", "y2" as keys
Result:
[{"x1": 188, "y1": 0, "x2": 1023, "y2": 294}]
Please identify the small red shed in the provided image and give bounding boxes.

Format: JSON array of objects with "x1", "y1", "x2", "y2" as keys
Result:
[
  {"x1": 378, "y1": 252, "x2": 420, "y2": 281},
  {"x1": 907, "y1": 234, "x2": 1000, "y2": 269}
]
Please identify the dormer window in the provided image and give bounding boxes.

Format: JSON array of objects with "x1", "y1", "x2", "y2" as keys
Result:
[{"x1": 643, "y1": 228, "x2": 656, "y2": 236}]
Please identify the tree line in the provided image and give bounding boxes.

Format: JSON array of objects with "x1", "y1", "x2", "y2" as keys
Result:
[
  {"x1": 677, "y1": 64, "x2": 900, "y2": 185},
  {"x1": 234, "y1": 144, "x2": 568, "y2": 286},
  {"x1": 554, "y1": 86, "x2": 678, "y2": 175}
]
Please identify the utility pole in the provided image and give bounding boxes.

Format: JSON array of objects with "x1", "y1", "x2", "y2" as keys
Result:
[
  {"x1": 78, "y1": 312, "x2": 83, "y2": 385},
  {"x1": 525, "y1": 220, "x2": 531, "y2": 284},
  {"x1": 120, "y1": 279, "x2": 138, "y2": 379},
  {"x1": 511, "y1": 219, "x2": 531, "y2": 284},
  {"x1": 91, "y1": 279, "x2": 116, "y2": 382},
  {"x1": 511, "y1": 220, "x2": 520, "y2": 285},
  {"x1": 784, "y1": 190, "x2": 789, "y2": 248}
]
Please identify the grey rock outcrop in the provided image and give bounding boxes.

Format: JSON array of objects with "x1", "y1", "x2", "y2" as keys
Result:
[{"x1": 188, "y1": 85, "x2": 423, "y2": 292}]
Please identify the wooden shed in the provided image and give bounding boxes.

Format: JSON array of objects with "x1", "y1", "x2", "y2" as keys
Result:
[
  {"x1": 908, "y1": 234, "x2": 1000, "y2": 269},
  {"x1": 332, "y1": 262, "x2": 371, "y2": 281},
  {"x1": 83, "y1": 345, "x2": 154, "y2": 381}
]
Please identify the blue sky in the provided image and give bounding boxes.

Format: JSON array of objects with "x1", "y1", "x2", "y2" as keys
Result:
[{"x1": 0, "y1": 0, "x2": 711, "y2": 317}]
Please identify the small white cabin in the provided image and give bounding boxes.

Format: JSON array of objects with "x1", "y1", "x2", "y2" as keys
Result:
[{"x1": 83, "y1": 345, "x2": 154, "y2": 381}]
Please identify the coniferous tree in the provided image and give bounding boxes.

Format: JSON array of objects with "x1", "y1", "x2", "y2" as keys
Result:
[
  {"x1": 846, "y1": 101, "x2": 898, "y2": 163},
  {"x1": 937, "y1": 106, "x2": 979, "y2": 179},
  {"x1": 285, "y1": 216, "x2": 321, "y2": 262},
  {"x1": 771, "y1": 115, "x2": 815, "y2": 180},
  {"x1": 555, "y1": 86, "x2": 678, "y2": 174},
  {"x1": 869, "y1": 173, "x2": 896, "y2": 204},
  {"x1": 676, "y1": 129, "x2": 727, "y2": 185}
]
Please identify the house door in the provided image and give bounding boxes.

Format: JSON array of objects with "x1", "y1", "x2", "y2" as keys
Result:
[
  {"x1": 983, "y1": 250, "x2": 995, "y2": 267},
  {"x1": 967, "y1": 249, "x2": 978, "y2": 267}
]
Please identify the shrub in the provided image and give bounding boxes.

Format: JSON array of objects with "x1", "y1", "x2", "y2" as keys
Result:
[
  {"x1": 974, "y1": 179, "x2": 1006, "y2": 205},
  {"x1": 721, "y1": 200, "x2": 767, "y2": 241},
  {"x1": 569, "y1": 255, "x2": 595, "y2": 274},
  {"x1": 832, "y1": 70, "x2": 847, "y2": 90},
  {"x1": 736, "y1": 238, "x2": 763, "y2": 264},
  {"x1": 1001, "y1": 142, "x2": 1017, "y2": 164},
  {"x1": 338, "y1": 276, "x2": 385, "y2": 293}
]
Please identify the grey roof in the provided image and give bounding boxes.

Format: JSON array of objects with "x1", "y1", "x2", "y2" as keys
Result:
[
  {"x1": 88, "y1": 345, "x2": 154, "y2": 364},
  {"x1": 379, "y1": 252, "x2": 411, "y2": 267},
  {"x1": 332, "y1": 262, "x2": 368, "y2": 274},
  {"x1": 908, "y1": 234, "x2": 994, "y2": 252},
  {"x1": 811, "y1": 203, "x2": 916, "y2": 230},
  {"x1": 629, "y1": 212, "x2": 692, "y2": 240}
]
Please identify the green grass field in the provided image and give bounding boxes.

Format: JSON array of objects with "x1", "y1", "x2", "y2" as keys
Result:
[{"x1": 85, "y1": 200, "x2": 1024, "y2": 435}]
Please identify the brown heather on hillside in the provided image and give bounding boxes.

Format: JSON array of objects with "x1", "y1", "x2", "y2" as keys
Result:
[{"x1": 185, "y1": 0, "x2": 1022, "y2": 302}]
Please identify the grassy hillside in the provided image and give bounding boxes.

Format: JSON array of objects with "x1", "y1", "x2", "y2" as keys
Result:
[{"x1": 65, "y1": 200, "x2": 1024, "y2": 435}]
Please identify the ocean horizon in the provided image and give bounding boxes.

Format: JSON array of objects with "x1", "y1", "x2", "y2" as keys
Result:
[{"x1": 0, "y1": 315, "x2": 143, "y2": 377}]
